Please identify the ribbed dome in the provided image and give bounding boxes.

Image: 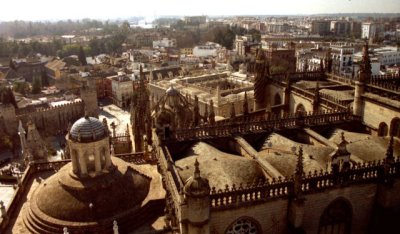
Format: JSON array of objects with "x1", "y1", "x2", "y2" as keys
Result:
[
  {"x1": 183, "y1": 160, "x2": 210, "y2": 197},
  {"x1": 69, "y1": 116, "x2": 107, "y2": 142}
]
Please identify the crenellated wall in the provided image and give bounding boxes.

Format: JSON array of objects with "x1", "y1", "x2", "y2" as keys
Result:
[{"x1": 17, "y1": 100, "x2": 84, "y2": 135}]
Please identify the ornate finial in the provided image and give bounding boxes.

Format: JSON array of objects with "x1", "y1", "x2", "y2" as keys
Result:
[
  {"x1": 386, "y1": 135, "x2": 394, "y2": 161},
  {"x1": 296, "y1": 146, "x2": 304, "y2": 175},
  {"x1": 113, "y1": 220, "x2": 119, "y2": 234},
  {"x1": 243, "y1": 91, "x2": 249, "y2": 115},
  {"x1": 230, "y1": 102, "x2": 236, "y2": 119},
  {"x1": 194, "y1": 159, "x2": 200, "y2": 179},
  {"x1": 341, "y1": 131, "x2": 346, "y2": 142},
  {"x1": 84, "y1": 110, "x2": 89, "y2": 119},
  {"x1": 209, "y1": 99, "x2": 215, "y2": 125}
]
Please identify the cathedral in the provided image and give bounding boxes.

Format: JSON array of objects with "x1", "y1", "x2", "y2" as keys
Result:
[
  {"x1": 152, "y1": 42, "x2": 400, "y2": 234},
  {"x1": 1, "y1": 42, "x2": 400, "y2": 234}
]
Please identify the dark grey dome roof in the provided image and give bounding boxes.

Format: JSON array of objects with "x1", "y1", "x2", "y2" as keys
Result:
[{"x1": 69, "y1": 116, "x2": 107, "y2": 142}]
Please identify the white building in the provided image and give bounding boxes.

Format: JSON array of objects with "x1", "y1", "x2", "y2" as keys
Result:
[
  {"x1": 109, "y1": 73, "x2": 135, "y2": 108},
  {"x1": 330, "y1": 43, "x2": 355, "y2": 74},
  {"x1": 153, "y1": 38, "x2": 176, "y2": 48},
  {"x1": 235, "y1": 35, "x2": 253, "y2": 56},
  {"x1": 193, "y1": 42, "x2": 222, "y2": 57},
  {"x1": 361, "y1": 23, "x2": 384, "y2": 40},
  {"x1": 374, "y1": 46, "x2": 400, "y2": 66}
]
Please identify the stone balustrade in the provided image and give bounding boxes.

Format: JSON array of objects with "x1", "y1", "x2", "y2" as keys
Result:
[
  {"x1": 210, "y1": 178, "x2": 291, "y2": 210},
  {"x1": 209, "y1": 157, "x2": 400, "y2": 211},
  {"x1": 115, "y1": 151, "x2": 157, "y2": 165},
  {"x1": 173, "y1": 110, "x2": 359, "y2": 141}
]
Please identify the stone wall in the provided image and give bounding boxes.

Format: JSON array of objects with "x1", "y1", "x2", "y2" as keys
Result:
[
  {"x1": 17, "y1": 101, "x2": 84, "y2": 135},
  {"x1": 302, "y1": 183, "x2": 377, "y2": 234},
  {"x1": 362, "y1": 99, "x2": 399, "y2": 133},
  {"x1": 210, "y1": 199, "x2": 288, "y2": 234},
  {"x1": 290, "y1": 92, "x2": 313, "y2": 113}
]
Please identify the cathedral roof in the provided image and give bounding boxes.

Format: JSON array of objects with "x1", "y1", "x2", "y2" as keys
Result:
[
  {"x1": 176, "y1": 142, "x2": 267, "y2": 190},
  {"x1": 69, "y1": 116, "x2": 107, "y2": 142}
]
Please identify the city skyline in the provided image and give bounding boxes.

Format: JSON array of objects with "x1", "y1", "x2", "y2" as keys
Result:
[{"x1": 0, "y1": 0, "x2": 399, "y2": 21}]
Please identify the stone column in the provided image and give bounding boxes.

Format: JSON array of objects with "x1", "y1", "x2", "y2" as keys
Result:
[
  {"x1": 353, "y1": 81, "x2": 364, "y2": 116},
  {"x1": 79, "y1": 150, "x2": 88, "y2": 176},
  {"x1": 94, "y1": 149, "x2": 102, "y2": 173},
  {"x1": 104, "y1": 147, "x2": 112, "y2": 170}
]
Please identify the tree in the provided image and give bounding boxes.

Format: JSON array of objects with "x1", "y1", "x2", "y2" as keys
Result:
[
  {"x1": 0, "y1": 87, "x2": 17, "y2": 107},
  {"x1": 78, "y1": 46, "x2": 87, "y2": 65},
  {"x1": 248, "y1": 29, "x2": 261, "y2": 42},
  {"x1": 13, "y1": 82, "x2": 30, "y2": 96}
]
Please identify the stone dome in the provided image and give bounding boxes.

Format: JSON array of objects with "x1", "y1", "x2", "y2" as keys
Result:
[
  {"x1": 69, "y1": 116, "x2": 107, "y2": 142},
  {"x1": 183, "y1": 160, "x2": 210, "y2": 197},
  {"x1": 166, "y1": 86, "x2": 179, "y2": 96},
  {"x1": 25, "y1": 157, "x2": 153, "y2": 233}
]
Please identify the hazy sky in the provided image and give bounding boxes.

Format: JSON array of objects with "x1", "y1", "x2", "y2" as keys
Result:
[{"x1": 1, "y1": 0, "x2": 399, "y2": 21}]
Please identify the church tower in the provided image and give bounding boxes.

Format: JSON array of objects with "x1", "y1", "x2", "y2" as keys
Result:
[
  {"x1": 25, "y1": 120, "x2": 47, "y2": 161},
  {"x1": 80, "y1": 79, "x2": 98, "y2": 117}
]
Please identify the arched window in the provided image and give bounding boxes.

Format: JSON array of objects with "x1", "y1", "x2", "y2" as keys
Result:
[
  {"x1": 378, "y1": 122, "x2": 388, "y2": 137},
  {"x1": 274, "y1": 93, "x2": 282, "y2": 105},
  {"x1": 318, "y1": 198, "x2": 352, "y2": 234},
  {"x1": 295, "y1": 104, "x2": 306, "y2": 114},
  {"x1": 225, "y1": 217, "x2": 261, "y2": 234},
  {"x1": 390, "y1": 118, "x2": 400, "y2": 138}
]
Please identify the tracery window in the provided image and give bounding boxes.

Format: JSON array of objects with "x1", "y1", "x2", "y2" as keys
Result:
[
  {"x1": 318, "y1": 198, "x2": 352, "y2": 234},
  {"x1": 226, "y1": 217, "x2": 261, "y2": 234}
]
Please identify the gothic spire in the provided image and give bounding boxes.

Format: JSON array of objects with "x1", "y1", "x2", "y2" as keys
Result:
[
  {"x1": 313, "y1": 80, "x2": 320, "y2": 112},
  {"x1": 359, "y1": 40, "x2": 372, "y2": 83},
  {"x1": 243, "y1": 91, "x2": 249, "y2": 116},
  {"x1": 193, "y1": 95, "x2": 200, "y2": 127},
  {"x1": 209, "y1": 99, "x2": 215, "y2": 125},
  {"x1": 386, "y1": 135, "x2": 394, "y2": 162},
  {"x1": 254, "y1": 49, "x2": 266, "y2": 109},
  {"x1": 194, "y1": 159, "x2": 200, "y2": 179},
  {"x1": 230, "y1": 102, "x2": 236, "y2": 119},
  {"x1": 204, "y1": 104, "x2": 208, "y2": 123},
  {"x1": 293, "y1": 146, "x2": 304, "y2": 200},
  {"x1": 296, "y1": 146, "x2": 304, "y2": 176}
]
